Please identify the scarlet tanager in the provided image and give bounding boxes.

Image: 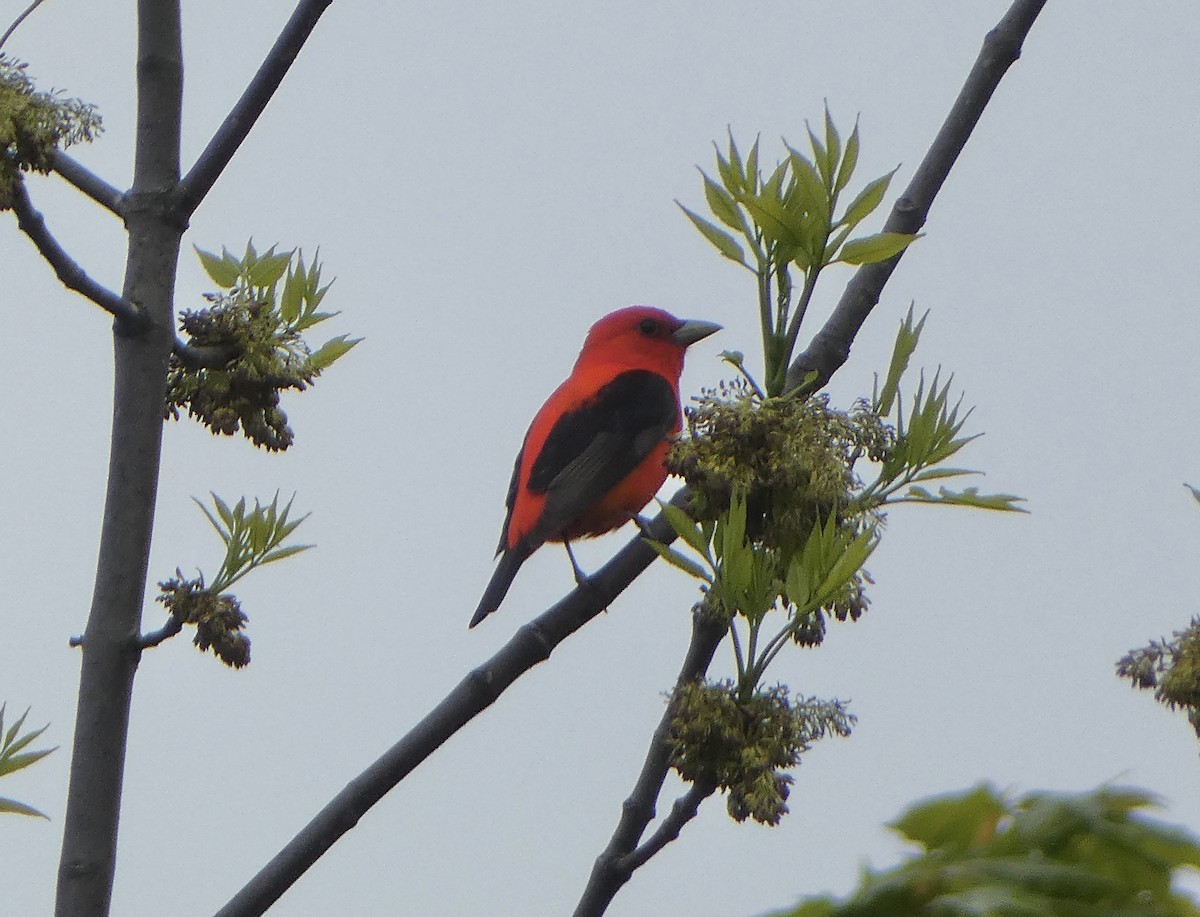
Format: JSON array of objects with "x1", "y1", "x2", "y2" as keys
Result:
[{"x1": 471, "y1": 306, "x2": 720, "y2": 627}]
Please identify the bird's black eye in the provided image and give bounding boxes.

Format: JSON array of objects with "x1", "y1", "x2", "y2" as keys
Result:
[{"x1": 639, "y1": 318, "x2": 659, "y2": 336}]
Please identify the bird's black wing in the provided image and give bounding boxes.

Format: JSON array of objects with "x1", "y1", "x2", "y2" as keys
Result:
[{"x1": 525, "y1": 369, "x2": 677, "y2": 544}]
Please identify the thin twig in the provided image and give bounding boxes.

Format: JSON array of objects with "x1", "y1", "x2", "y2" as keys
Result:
[
  {"x1": 138, "y1": 616, "x2": 183, "y2": 650},
  {"x1": 174, "y1": 0, "x2": 333, "y2": 220},
  {"x1": 51, "y1": 150, "x2": 126, "y2": 217},
  {"x1": 618, "y1": 781, "x2": 717, "y2": 874},
  {"x1": 173, "y1": 338, "x2": 239, "y2": 369},
  {"x1": 0, "y1": 0, "x2": 46, "y2": 52},
  {"x1": 785, "y1": 0, "x2": 1047, "y2": 393},
  {"x1": 8, "y1": 177, "x2": 146, "y2": 330}
]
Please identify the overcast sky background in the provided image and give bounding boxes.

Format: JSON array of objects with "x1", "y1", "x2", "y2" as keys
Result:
[{"x1": 3, "y1": 2, "x2": 1200, "y2": 915}]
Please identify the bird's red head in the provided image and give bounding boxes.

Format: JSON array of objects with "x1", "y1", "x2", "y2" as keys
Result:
[{"x1": 575, "y1": 306, "x2": 721, "y2": 378}]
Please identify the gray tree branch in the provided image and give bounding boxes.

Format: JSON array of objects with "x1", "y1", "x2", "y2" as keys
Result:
[
  {"x1": 174, "y1": 0, "x2": 333, "y2": 220},
  {"x1": 51, "y1": 150, "x2": 126, "y2": 216},
  {"x1": 9, "y1": 177, "x2": 144, "y2": 329},
  {"x1": 786, "y1": 0, "x2": 1048, "y2": 392},
  {"x1": 54, "y1": 1, "x2": 186, "y2": 914}
]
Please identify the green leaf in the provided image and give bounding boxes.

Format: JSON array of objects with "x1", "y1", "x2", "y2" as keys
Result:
[
  {"x1": 837, "y1": 169, "x2": 895, "y2": 230},
  {"x1": 834, "y1": 121, "x2": 860, "y2": 193},
  {"x1": 823, "y1": 105, "x2": 841, "y2": 183},
  {"x1": 892, "y1": 784, "x2": 1007, "y2": 852},
  {"x1": 875, "y1": 306, "x2": 927, "y2": 416},
  {"x1": 910, "y1": 467, "x2": 981, "y2": 483},
  {"x1": 645, "y1": 539, "x2": 712, "y2": 583},
  {"x1": 248, "y1": 249, "x2": 292, "y2": 288},
  {"x1": 678, "y1": 203, "x2": 747, "y2": 266},
  {"x1": 837, "y1": 231, "x2": 919, "y2": 265},
  {"x1": 904, "y1": 485, "x2": 1028, "y2": 513},
  {"x1": 260, "y1": 544, "x2": 314, "y2": 566},
  {"x1": 0, "y1": 796, "x2": 49, "y2": 819},
  {"x1": 0, "y1": 748, "x2": 55, "y2": 778},
  {"x1": 702, "y1": 173, "x2": 748, "y2": 235},
  {"x1": 807, "y1": 123, "x2": 830, "y2": 187},
  {"x1": 195, "y1": 246, "x2": 240, "y2": 288},
  {"x1": 660, "y1": 502, "x2": 712, "y2": 558},
  {"x1": 309, "y1": 335, "x2": 362, "y2": 372}
]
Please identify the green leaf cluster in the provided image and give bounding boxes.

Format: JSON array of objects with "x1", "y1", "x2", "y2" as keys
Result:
[
  {"x1": 647, "y1": 310, "x2": 1022, "y2": 827},
  {"x1": 767, "y1": 785, "x2": 1200, "y2": 917},
  {"x1": 0, "y1": 54, "x2": 101, "y2": 208},
  {"x1": 680, "y1": 111, "x2": 919, "y2": 396},
  {"x1": 1117, "y1": 615, "x2": 1200, "y2": 741},
  {"x1": 154, "y1": 493, "x2": 311, "y2": 668},
  {"x1": 0, "y1": 704, "x2": 55, "y2": 818},
  {"x1": 668, "y1": 681, "x2": 852, "y2": 826},
  {"x1": 166, "y1": 243, "x2": 361, "y2": 451}
]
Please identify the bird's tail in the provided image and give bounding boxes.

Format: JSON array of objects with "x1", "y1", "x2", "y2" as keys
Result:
[{"x1": 470, "y1": 544, "x2": 532, "y2": 628}]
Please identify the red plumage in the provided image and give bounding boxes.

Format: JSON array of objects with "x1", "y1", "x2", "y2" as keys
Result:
[{"x1": 471, "y1": 306, "x2": 720, "y2": 627}]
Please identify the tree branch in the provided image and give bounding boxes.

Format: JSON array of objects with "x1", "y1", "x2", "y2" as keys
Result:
[
  {"x1": 172, "y1": 338, "x2": 239, "y2": 369},
  {"x1": 51, "y1": 150, "x2": 126, "y2": 217},
  {"x1": 55, "y1": 1, "x2": 185, "y2": 913},
  {"x1": 212, "y1": 491, "x2": 692, "y2": 917},
  {"x1": 174, "y1": 0, "x2": 333, "y2": 220},
  {"x1": 785, "y1": 0, "x2": 1047, "y2": 392},
  {"x1": 137, "y1": 615, "x2": 183, "y2": 650},
  {"x1": 8, "y1": 177, "x2": 146, "y2": 330},
  {"x1": 573, "y1": 615, "x2": 726, "y2": 917},
  {"x1": 619, "y1": 781, "x2": 717, "y2": 875}
]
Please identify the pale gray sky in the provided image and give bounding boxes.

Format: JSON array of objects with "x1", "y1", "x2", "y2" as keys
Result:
[{"x1": 3, "y1": 2, "x2": 1200, "y2": 916}]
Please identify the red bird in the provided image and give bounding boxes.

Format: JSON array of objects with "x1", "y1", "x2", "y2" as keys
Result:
[{"x1": 471, "y1": 306, "x2": 720, "y2": 627}]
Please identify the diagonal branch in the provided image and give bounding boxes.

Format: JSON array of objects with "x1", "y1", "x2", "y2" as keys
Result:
[
  {"x1": 51, "y1": 150, "x2": 126, "y2": 216},
  {"x1": 212, "y1": 491, "x2": 693, "y2": 917},
  {"x1": 619, "y1": 780, "x2": 717, "y2": 875},
  {"x1": 786, "y1": 0, "x2": 1048, "y2": 392},
  {"x1": 9, "y1": 177, "x2": 146, "y2": 329},
  {"x1": 174, "y1": 0, "x2": 333, "y2": 220},
  {"x1": 573, "y1": 618, "x2": 725, "y2": 917}
]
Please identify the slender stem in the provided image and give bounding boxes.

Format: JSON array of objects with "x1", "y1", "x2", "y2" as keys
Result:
[
  {"x1": 0, "y1": 0, "x2": 45, "y2": 51},
  {"x1": 9, "y1": 178, "x2": 146, "y2": 329},
  {"x1": 51, "y1": 150, "x2": 126, "y2": 217},
  {"x1": 174, "y1": 0, "x2": 333, "y2": 220},
  {"x1": 728, "y1": 618, "x2": 746, "y2": 681},
  {"x1": 617, "y1": 781, "x2": 717, "y2": 874}
]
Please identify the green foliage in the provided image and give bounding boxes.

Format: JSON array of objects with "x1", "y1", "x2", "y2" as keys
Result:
[
  {"x1": 1117, "y1": 616, "x2": 1200, "y2": 741},
  {"x1": 649, "y1": 309, "x2": 1022, "y2": 828},
  {"x1": 1116, "y1": 487, "x2": 1200, "y2": 741},
  {"x1": 668, "y1": 681, "x2": 853, "y2": 826},
  {"x1": 680, "y1": 110, "x2": 920, "y2": 396},
  {"x1": 765, "y1": 785, "x2": 1200, "y2": 917},
  {"x1": 0, "y1": 53, "x2": 101, "y2": 208},
  {"x1": 0, "y1": 704, "x2": 55, "y2": 819},
  {"x1": 166, "y1": 243, "x2": 361, "y2": 451},
  {"x1": 154, "y1": 493, "x2": 311, "y2": 668}
]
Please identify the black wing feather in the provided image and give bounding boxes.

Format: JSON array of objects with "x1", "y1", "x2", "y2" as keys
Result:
[{"x1": 526, "y1": 369, "x2": 677, "y2": 543}]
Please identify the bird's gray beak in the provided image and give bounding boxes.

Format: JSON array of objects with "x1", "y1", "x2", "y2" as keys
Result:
[{"x1": 672, "y1": 319, "x2": 722, "y2": 347}]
